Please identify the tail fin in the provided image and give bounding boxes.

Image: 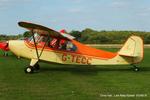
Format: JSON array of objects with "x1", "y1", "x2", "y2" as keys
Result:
[{"x1": 118, "y1": 35, "x2": 144, "y2": 63}]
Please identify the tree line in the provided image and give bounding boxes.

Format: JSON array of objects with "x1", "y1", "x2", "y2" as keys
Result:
[
  {"x1": 0, "y1": 28, "x2": 150, "y2": 44},
  {"x1": 70, "y1": 28, "x2": 150, "y2": 44},
  {"x1": 0, "y1": 34, "x2": 22, "y2": 41}
]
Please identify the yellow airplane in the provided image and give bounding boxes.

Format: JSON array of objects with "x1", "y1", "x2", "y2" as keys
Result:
[{"x1": 0, "y1": 21, "x2": 144, "y2": 73}]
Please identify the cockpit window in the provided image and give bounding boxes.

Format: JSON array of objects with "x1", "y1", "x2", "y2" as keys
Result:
[
  {"x1": 28, "y1": 33, "x2": 48, "y2": 43},
  {"x1": 66, "y1": 41, "x2": 77, "y2": 51},
  {"x1": 27, "y1": 33, "x2": 77, "y2": 52}
]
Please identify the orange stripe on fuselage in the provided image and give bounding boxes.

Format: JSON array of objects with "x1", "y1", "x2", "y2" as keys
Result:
[
  {"x1": 24, "y1": 40, "x2": 117, "y2": 59},
  {"x1": 72, "y1": 40, "x2": 117, "y2": 59}
]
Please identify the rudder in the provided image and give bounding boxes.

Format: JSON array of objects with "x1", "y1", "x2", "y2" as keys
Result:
[{"x1": 118, "y1": 35, "x2": 144, "y2": 63}]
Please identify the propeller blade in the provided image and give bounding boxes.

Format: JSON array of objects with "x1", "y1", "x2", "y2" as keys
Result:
[{"x1": 0, "y1": 41, "x2": 9, "y2": 51}]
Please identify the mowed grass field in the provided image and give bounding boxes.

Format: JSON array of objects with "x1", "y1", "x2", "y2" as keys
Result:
[{"x1": 0, "y1": 48, "x2": 150, "y2": 100}]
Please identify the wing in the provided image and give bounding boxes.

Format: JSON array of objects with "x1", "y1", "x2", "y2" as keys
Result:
[{"x1": 18, "y1": 21, "x2": 75, "y2": 40}]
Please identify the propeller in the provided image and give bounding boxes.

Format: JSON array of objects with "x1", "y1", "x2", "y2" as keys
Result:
[{"x1": 0, "y1": 41, "x2": 9, "y2": 56}]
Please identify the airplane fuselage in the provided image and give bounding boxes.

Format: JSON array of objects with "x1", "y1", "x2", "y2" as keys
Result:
[{"x1": 8, "y1": 39, "x2": 138, "y2": 66}]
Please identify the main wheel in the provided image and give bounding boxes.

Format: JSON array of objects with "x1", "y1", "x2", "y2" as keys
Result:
[
  {"x1": 132, "y1": 64, "x2": 140, "y2": 72},
  {"x1": 25, "y1": 66, "x2": 34, "y2": 73},
  {"x1": 134, "y1": 67, "x2": 139, "y2": 72},
  {"x1": 34, "y1": 63, "x2": 40, "y2": 70}
]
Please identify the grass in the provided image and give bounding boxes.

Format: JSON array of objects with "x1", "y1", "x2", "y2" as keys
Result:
[{"x1": 0, "y1": 48, "x2": 150, "y2": 100}]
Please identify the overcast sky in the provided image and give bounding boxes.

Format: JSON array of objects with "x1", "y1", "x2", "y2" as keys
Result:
[{"x1": 0, "y1": 0, "x2": 150, "y2": 34}]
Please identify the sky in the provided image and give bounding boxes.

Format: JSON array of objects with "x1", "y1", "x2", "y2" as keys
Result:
[{"x1": 0, "y1": 0, "x2": 150, "y2": 35}]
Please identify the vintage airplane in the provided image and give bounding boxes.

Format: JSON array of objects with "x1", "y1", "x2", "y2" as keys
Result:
[{"x1": 0, "y1": 21, "x2": 144, "y2": 73}]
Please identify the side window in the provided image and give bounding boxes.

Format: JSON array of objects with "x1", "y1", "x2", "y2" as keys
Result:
[
  {"x1": 59, "y1": 40, "x2": 77, "y2": 51},
  {"x1": 66, "y1": 41, "x2": 77, "y2": 51},
  {"x1": 48, "y1": 38, "x2": 59, "y2": 49},
  {"x1": 48, "y1": 38, "x2": 77, "y2": 51},
  {"x1": 27, "y1": 34, "x2": 50, "y2": 46},
  {"x1": 27, "y1": 34, "x2": 77, "y2": 52}
]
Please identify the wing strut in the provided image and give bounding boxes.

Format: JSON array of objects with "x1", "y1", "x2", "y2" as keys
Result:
[
  {"x1": 38, "y1": 34, "x2": 50, "y2": 58},
  {"x1": 31, "y1": 29, "x2": 50, "y2": 60},
  {"x1": 31, "y1": 29, "x2": 40, "y2": 60}
]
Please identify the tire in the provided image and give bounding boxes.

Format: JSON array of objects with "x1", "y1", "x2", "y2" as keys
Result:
[
  {"x1": 34, "y1": 63, "x2": 40, "y2": 70},
  {"x1": 25, "y1": 67, "x2": 34, "y2": 73},
  {"x1": 134, "y1": 67, "x2": 139, "y2": 72}
]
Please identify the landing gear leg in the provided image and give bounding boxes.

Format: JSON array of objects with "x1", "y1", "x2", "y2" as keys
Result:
[
  {"x1": 3, "y1": 52, "x2": 8, "y2": 56},
  {"x1": 132, "y1": 65, "x2": 139, "y2": 72},
  {"x1": 24, "y1": 63, "x2": 40, "y2": 73},
  {"x1": 25, "y1": 59, "x2": 40, "y2": 73}
]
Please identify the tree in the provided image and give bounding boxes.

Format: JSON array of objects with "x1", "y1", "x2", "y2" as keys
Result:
[
  {"x1": 70, "y1": 30, "x2": 81, "y2": 41},
  {"x1": 23, "y1": 31, "x2": 32, "y2": 38}
]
